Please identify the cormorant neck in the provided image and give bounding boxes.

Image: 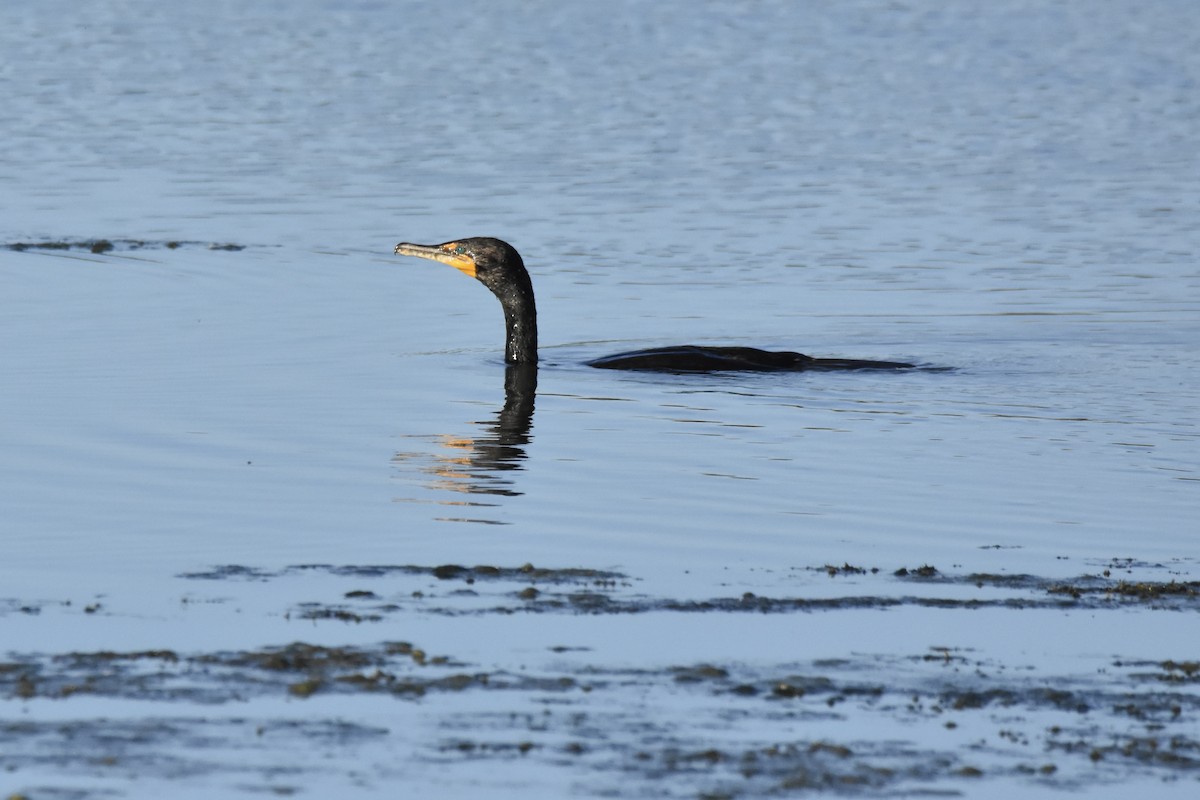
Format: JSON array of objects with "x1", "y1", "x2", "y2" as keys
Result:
[{"x1": 500, "y1": 289, "x2": 537, "y2": 364}]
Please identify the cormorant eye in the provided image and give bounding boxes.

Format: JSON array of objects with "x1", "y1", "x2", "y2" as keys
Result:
[{"x1": 453, "y1": 244, "x2": 468, "y2": 255}]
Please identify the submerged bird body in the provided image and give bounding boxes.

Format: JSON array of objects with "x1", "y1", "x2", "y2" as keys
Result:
[
  {"x1": 393, "y1": 237, "x2": 914, "y2": 372},
  {"x1": 587, "y1": 346, "x2": 912, "y2": 372}
]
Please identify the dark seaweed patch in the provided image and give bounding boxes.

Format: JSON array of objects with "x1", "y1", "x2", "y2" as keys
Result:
[
  {"x1": 175, "y1": 562, "x2": 1200, "y2": 618},
  {"x1": 5, "y1": 238, "x2": 246, "y2": 253},
  {"x1": 180, "y1": 562, "x2": 626, "y2": 585}
]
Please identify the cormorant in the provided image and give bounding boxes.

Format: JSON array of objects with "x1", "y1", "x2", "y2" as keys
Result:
[{"x1": 393, "y1": 237, "x2": 914, "y2": 372}]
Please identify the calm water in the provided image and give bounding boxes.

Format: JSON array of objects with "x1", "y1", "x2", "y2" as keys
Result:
[{"x1": 2, "y1": 1, "x2": 1198, "y2": 797}]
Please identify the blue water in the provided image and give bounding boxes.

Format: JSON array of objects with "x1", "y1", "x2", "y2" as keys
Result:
[{"x1": 2, "y1": 1, "x2": 1198, "y2": 797}]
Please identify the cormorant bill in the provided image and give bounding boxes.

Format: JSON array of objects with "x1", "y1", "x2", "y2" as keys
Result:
[{"x1": 393, "y1": 237, "x2": 915, "y2": 372}]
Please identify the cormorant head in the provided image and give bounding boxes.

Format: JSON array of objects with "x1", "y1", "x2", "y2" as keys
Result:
[
  {"x1": 394, "y1": 236, "x2": 538, "y2": 363},
  {"x1": 393, "y1": 237, "x2": 530, "y2": 301}
]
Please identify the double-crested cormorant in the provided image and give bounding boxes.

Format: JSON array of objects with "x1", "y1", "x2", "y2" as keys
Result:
[{"x1": 393, "y1": 237, "x2": 914, "y2": 372}]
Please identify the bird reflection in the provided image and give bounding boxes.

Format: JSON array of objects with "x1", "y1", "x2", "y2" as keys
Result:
[{"x1": 392, "y1": 365, "x2": 536, "y2": 517}]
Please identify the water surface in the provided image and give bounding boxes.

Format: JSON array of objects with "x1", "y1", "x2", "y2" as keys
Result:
[{"x1": 2, "y1": 1, "x2": 1198, "y2": 797}]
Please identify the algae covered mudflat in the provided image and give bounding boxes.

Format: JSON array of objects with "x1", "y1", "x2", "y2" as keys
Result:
[{"x1": 4, "y1": 559, "x2": 1198, "y2": 797}]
